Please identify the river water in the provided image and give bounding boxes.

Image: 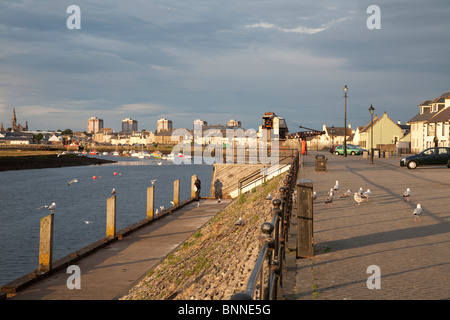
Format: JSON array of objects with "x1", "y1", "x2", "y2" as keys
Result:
[{"x1": 0, "y1": 155, "x2": 213, "y2": 286}]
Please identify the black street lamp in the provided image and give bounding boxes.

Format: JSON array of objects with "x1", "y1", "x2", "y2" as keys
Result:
[
  {"x1": 343, "y1": 85, "x2": 348, "y2": 157},
  {"x1": 369, "y1": 104, "x2": 375, "y2": 164}
]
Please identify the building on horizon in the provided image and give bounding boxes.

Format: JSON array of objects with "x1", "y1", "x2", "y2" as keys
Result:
[
  {"x1": 122, "y1": 118, "x2": 138, "y2": 134},
  {"x1": 2, "y1": 108, "x2": 29, "y2": 132},
  {"x1": 87, "y1": 117, "x2": 104, "y2": 134},
  {"x1": 157, "y1": 118, "x2": 173, "y2": 133}
]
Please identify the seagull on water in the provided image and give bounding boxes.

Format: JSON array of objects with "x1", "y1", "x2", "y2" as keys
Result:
[
  {"x1": 151, "y1": 179, "x2": 157, "y2": 185},
  {"x1": 36, "y1": 202, "x2": 56, "y2": 213},
  {"x1": 68, "y1": 178, "x2": 78, "y2": 186},
  {"x1": 403, "y1": 188, "x2": 412, "y2": 201},
  {"x1": 111, "y1": 188, "x2": 116, "y2": 195},
  {"x1": 157, "y1": 161, "x2": 162, "y2": 166},
  {"x1": 354, "y1": 192, "x2": 368, "y2": 206},
  {"x1": 340, "y1": 189, "x2": 352, "y2": 199},
  {"x1": 83, "y1": 220, "x2": 93, "y2": 224},
  {"x1": 413, "y1": 204, "x2": 423, "y2": 223}
]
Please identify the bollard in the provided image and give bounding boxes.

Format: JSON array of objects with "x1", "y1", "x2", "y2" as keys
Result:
[
  {"x1": 147, "y1": 186, "x2": 154, "y2": 220},
  {"x1": 106, "y1": 194, "x2": 116, "y2": 239},
  {"x1": 173, "y1": 179, "x2": 180, "y2": 207},
  {"x1": 38, "y1": 213, "x2": 54, "y2": 273},
  {"x1": 296, "y1": 179, "x2": 314, "y2": 258}
]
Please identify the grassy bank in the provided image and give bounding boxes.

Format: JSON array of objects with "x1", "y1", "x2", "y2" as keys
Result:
[{"x1": 0, "y1": 153, "x2": 116, "y2": 172}]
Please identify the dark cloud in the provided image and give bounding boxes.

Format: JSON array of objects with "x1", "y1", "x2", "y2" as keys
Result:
[{"x1": 0, "y1": 0, "x2": 449, "y2": 132}]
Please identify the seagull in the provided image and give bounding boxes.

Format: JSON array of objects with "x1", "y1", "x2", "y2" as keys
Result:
[
  {"x1": 157, "y1": 162, "x2": 162, "y2": 166},
  {"x1": 68, "y1": 178, "x2": 78, "y2": 186},
  {"x1": 354, "y1": 192, "x2": 368, "y2": 206},
  {"x1": 170, "y1": 201, "x2": 174, "y2": 206},
  {"x1": 363, "y1": 189, "x2": 372, "y2": 198},
  {"x1": 328, "y1": 188, "x2": 335, "y2": 197},
  {"x1": 155, "y1": 209, "x2": 159, "y2": 215},
  {"x1": 235, "y1": 216, "x2": 243, "y2": 226},
  {"x1": 160, "y1": 205, "x2": 165, "y2": 211},
  {"x1": 151, "y1": 179, "x2": 157, "y2": 185},
  {"x1": 37, "y1": 202, "x2": 56, "y2": 213},
  {"x1": 325, "y1": 194, "x2": 333, "y2": 206},
  {"x1": 83, "y1": 220, "x2": 92, "y2": 224},
  {"x1": 403, "y1": 188, "x2": 412, "y2": 201},
  {"x1": 218, "y1": 198, "x2": 221, "y2": 203},
  {"x1": 313, "y1": 191, "x2": 317, "y2": 201},
  {"x1": 197, "y1": 202, "x2": 200, "y2": 207},
  {"x1": 266, "y1": 193, "x2": 272, "y2": 200},
  {"x1": 340, "y1": 189, "x2": 352, "y2": 199},
  {"x1": 358, "y1": 187, "x2": 365, "y2": 196},
  {"x1": 111, "y1": 188, "x2": 116, "y2": 195},
  {"x1": 413, "y1": 204, "x2": 423, "y2": 223},
  {"x1": 333, "y1": 180, "x2": 340, "y2": 193}
]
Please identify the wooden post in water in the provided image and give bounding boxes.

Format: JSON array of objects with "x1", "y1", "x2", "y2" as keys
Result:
[
  {"x1": 191, "y1": 174, "x2": 197, "y2": 199},
  {"x1": 147, "y1": 186, "x2": 154, "y2": 220},
  {"x1": 106, "y1": 195, "x2": 116, "y2": 239},
  {"x1": 38, "y1": 213, "x2": 54, "y2": 273},
  {"x1": 296, "y1": 179, "x2": 314, "y2": 258},
  {"x1": 173, "y1": 179, "x2": 180, "y2": 208}
]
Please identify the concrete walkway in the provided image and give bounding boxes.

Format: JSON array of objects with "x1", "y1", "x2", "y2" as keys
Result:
[
  {"x1": 7, "y1": 198, "x2": 232, "y2": 300},
  {"x1": 284, "y1": 151, "x2": 450, "y2": 300}
]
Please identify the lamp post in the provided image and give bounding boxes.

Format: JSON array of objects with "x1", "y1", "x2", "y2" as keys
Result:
[
  {"x1": 343, "y1": 85, "x2": 348, "y2": 157},
  {"x1": 369, "y1": 104, "x2": 375, "y2": 164}
]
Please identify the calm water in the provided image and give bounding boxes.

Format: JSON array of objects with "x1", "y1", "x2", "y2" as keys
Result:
[{"x1": 0, "y1": 155, "x2": 213, "y2": 286}]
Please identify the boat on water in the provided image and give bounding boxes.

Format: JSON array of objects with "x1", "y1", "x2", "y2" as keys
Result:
[
  {"x1": 89, "y1": 150, "x2": 99, "y2": 155},
  {"x1": 112, "y1": 151, "x2": 120, "y2": 156}
]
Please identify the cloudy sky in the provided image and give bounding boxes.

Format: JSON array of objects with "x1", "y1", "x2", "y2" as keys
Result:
[{"x1": 0, "y1": 0, "x2": 449, "y2": 133}]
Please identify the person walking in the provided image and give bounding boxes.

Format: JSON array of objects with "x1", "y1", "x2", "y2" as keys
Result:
[{"x1": 194, "y1": 177, "x2": 201, "y2": 201}]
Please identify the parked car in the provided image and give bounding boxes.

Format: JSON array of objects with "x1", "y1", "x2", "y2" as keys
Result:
[
  {"x1": 400, "y1": 147, "x2": 450, "y2": 169},
  {"x1": 333, "y1": 145, "x2": 366, "y2": 156}
]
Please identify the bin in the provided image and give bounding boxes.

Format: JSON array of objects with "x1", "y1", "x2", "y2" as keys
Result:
[{"x1": 315, "y1": 155, "x2": 327, "y2": 172}]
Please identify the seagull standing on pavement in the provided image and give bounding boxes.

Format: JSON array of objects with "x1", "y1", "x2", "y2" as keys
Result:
[
  {"x1": 325, "y1": 194, "x2": 333, "y2": 206},
  {"x1": 235, "y1": 216, "x2": 243, "y2": 226},
  {"x1": 340, "y1": 189, "x2": 352, "y2": 199},
  {"x1": 333, "y1": 180, "x2": 340, "y2": 193},
  {"x1": 413, "y1": 204, "x2": 423, "y2": 223},
  {"x1": 403, "y1": 188, "x2": 412, "y2": 201},
  {"x1": 354, "y1": 192, "x2": 368, "y2": 206},
  {"x1": 313, "y1": 191, "x2": 317, "y2": 201}
]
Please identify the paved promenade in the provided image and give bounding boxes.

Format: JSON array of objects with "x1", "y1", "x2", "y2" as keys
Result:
[
  {"x1": 284, "y1": 151, "x2": 450, "y2": 300},
  {"x1": 7, "y1": 198, "x2": 232, "y2": 300}
]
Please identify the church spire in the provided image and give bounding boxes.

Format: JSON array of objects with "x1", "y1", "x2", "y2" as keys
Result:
[{"x1": 12, "y1": 108, "x2": 17, "y2": 131}]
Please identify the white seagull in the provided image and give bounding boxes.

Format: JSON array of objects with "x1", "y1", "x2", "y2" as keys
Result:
[
  {"x1": 333, "y1": 180, "x2": 340, "y2": 193},
  {"x1": 354, "y1": 192, "x2": 368, "y2": 206},
  {"x1": 37, "y1": 202, "x2": 56, "y2": 213},
  {"x1": 363, "y1": 189, "x2": 372, "y2": 198},
  {"x1": 160, "y1": 205, "x2": 165, "y2": 212},
  {"x1": 266, "y1": 193, "x2": 272, "y2": 200},
  {"x1": 413, "y1": 204, "x2": 423, "y2": 223},
  {"x1": 157, "y1": 161, "x2": 162, "y2": 166},
  {"x1": 313, "y1": 191, "x2": 317, "y2": 201},
  {"x1": 111, "y1": 188, "x2": 116, "y2": 195},
  {"x1": 151, "y1": 179, "x2": 157, "y2": 185},
  {"x1": 68, "y1": 178, "x2": 78, "y2": 186},
  {"x1": 328, "y1": 188, "x2": 335, "y2": 197},
  {"x1": 235, "y1": 216, "x2": 243, "y2": 226},
  {"x1": 170, "y1": 201, "x2": 174, "y2": 206},
  {"x1": 403, "y1": 188, "x2": 412, "y2": 201},
  {"x1": 358, "y1": 187, "x2": 365, "y2": 196}
]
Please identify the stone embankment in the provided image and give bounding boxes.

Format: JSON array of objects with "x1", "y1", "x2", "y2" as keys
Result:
[{"x1": 121, "y1": 175, "x2": 285, "y2": 300}]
